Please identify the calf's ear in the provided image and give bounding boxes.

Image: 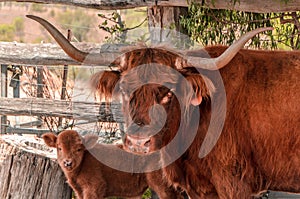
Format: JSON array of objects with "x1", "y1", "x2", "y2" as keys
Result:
[
  {"x1": 42, "y1": 133, "x2": 57, "y2": 147},
  {"x1": 83, "y1": 134, "x2": 99, "y2": 150}
]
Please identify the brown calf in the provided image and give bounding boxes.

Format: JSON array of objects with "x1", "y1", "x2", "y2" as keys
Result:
[{"x1": 42, "y1": 130, "x2": 183, "y2": 199}]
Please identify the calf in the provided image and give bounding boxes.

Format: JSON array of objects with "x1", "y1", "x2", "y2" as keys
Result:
[{"x1": 42, "y1": 130, "x2": 182, "y2": 199}]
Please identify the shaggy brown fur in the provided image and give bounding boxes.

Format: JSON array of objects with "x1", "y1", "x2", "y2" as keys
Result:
[
  {"x1": 42, "y1": 130, "x2": 183, "y2": 199},
  {"x1": 91, "y1": 46, "x2": 300, "y2": 198}
]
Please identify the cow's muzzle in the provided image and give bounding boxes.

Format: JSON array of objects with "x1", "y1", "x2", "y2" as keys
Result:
[
  {"x1": 62, "y1": 159, "x2": 73, "y2": 170},
  {"x1": 124, "y1": 135, "x2": 151, "y2": 154}
]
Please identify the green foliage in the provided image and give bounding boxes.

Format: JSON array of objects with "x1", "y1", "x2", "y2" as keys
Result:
[
  {"x1": 13, "y1": 17, "x2": 24, "y2": 32},
  {"x1": 180, "y1": 3, "x2": 300, "y2": 49},
  {"x1": 30, "y1": 3, "x2": 47, "y2": 13},
  {"x1": 98, "y1": 9, "x2": 147, "y2": 43},
  {"x1": 142, "y1": 188, "x2": 152, "y2": 199},
  {"x1": 0, "y1": 24, "x2": 15, "y2": 41},
  {"x1": 181, "y1": 4, "x2": 275, "y2": 49},
  {"x1": 13, "y1": 17, "x2": 24, "y2": 36},
  {"x1": 273, "y1": 13, "x2": 300, "y2": 49},
  {"x1": 106, "y1": 188, "x2": 152, "y2": 199},
  {"x1": 32, "y1": 36, "x2": 45, "y2": 43},
  {"x1": 49, "y1": 9, "x2": 56, "y2": 18},
  {"x1": 56, "y1": 10, "x2": 92, "y2": 42},
  {"x1": 99, "y1": 11, "x2": 126, "y2": 42},
  {"x1": 0, "y1": 17, "x2": 25, "y2": 42}
]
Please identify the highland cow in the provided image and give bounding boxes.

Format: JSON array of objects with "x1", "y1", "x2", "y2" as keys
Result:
[{"x1": 30, "y1": 14, "x2": 300, "y2": 198}]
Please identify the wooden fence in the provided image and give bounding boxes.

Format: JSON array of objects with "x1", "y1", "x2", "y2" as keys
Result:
[{"x1": 0, "y1": 41, "x2": 125, "y2": 135}]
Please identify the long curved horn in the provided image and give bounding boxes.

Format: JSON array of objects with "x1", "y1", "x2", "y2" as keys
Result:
[
  {"x1": 26, "y1": 15, "x2": 115, "y2": 65},
  {"x1": 186, "y1": 27, "x2": 273, "y2": 70}
]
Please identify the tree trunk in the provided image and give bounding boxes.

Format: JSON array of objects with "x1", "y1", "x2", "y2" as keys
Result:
[
  {"x1": 148, "y1": 6, "x2": 187, "y2": 31},
  {"x1": 0, "y1": 135, "x2": 72, "y2": 199},
  {"x1": 147, "y1": 6, "x2": 191, "y2": 47}
]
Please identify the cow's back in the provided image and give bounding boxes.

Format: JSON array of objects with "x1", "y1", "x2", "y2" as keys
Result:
[{"x1": 205, "y1": 46, "x2": 300, "y2": 192}]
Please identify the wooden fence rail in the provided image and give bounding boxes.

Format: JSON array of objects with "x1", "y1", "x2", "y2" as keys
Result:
[
  {"x1": 0, "y1": 97, "x2": 124, "y2": 123},
  {"x1": 0, "y1": 42, "x2": 122, "y2": 66}
]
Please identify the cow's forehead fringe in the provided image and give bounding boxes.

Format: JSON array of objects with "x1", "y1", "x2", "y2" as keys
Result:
[{"x1": 116, "y1": 43, "x2": 187, "y2": 71}]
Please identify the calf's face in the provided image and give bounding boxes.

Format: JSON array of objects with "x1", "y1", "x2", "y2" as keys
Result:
[{"x1": 42, "y1": 130, "x2": 98, "y2": 172}]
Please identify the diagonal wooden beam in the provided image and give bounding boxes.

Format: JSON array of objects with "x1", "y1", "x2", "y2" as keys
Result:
[{"x1": 0, "y1": 0, "x2": 299, "y2": 13}]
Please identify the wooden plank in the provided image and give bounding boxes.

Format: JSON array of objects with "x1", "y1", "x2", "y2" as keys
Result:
[
  {"x1": 0, "y1": 0, "x2": 168, "y2": 10},
  {"x1": 0, "y1": 97, "x2": 124, "y2": 123},
  {"x1": 1, "y1": 65, "x2": 8, "y2": 134},
  {"x1": 5, "y1": 126, "x2": 49, "y2": 134},
  {"x1": 0, "y1": 0, "x2": 300, "y2": 13},
  {"x1": 0, "y1": 136, "x2": 72, "y2": 199},
  {"x1": 0, "y1": 42, "x2": 122, "y2": 66},
  {"x1": 19, "y1": 120, "x2": 43, "y2": 127},
  {"x1": 0, "y1": 42, "x2": 218, "y2": 67}
]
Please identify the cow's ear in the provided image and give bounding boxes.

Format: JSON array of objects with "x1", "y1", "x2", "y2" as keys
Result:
[
  {"x1": 83, "y1": 134, "x2": 98, "y2": 150},
  {"x1": 90, "y1": 70, "x2": 121, "y2": 100},
  {"x1": 42, "y1": 133, "x2": 57, "y2": 147},
  {"x1": 186, "y1": 74, "x2": 215, "y2": 106}
]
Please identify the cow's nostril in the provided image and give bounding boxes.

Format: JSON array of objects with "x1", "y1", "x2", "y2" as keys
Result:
[{"x1": 64, "y1": 160, "x2": 72, "y2": 168}]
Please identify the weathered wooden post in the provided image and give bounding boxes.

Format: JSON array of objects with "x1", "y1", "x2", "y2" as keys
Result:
[
  {"x1": 147, "y1": 6, "x2": 188, "y2": 45},
  {"x1": 36, "y1": 65, "x2": 44, "y2": 130},
  {"x1": 0, "y1": 135, "x2": 72, "y2": 199},
  {"x1": 0, "y1": 64, "x2": 8, "y2": 134},
  {"x1": 10, "y1": 65, "x2": 21, "y2": 99},
  {"x1": 9, "y1": 65, "x2": 22, "y2": 130},
  {"x1": 58, "y1": 29, "x2": 72, "y2": 128}
]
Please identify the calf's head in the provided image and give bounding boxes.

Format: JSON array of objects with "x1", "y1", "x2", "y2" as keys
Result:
[{"x1": 42, "y1": 130, "x2": 98, "y2": 171}]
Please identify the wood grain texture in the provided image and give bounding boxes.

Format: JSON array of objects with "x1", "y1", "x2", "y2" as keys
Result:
[
  {"x1": 0, "y1": 136, "x2": 72, "y2": 199},
  {"x1": 0, "y1": 0, "x2": 299, "y2": 13},
  {"x1": 0, "y1": 42, "x2": 121, "y2": 66},
  {"x1": 0, "y1": 97, "x2": 124, "y2": 123}
]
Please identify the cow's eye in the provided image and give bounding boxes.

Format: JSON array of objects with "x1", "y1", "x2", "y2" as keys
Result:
[
  {"x1": 77, "y1": 148, "x2": 82, "y2": 152},
  {"x1": 58, "y1": 147, "x2": 62, "y2": 151},
  {"x1": 135, "y1": 121, "x2": 145, "y2": 126}
]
